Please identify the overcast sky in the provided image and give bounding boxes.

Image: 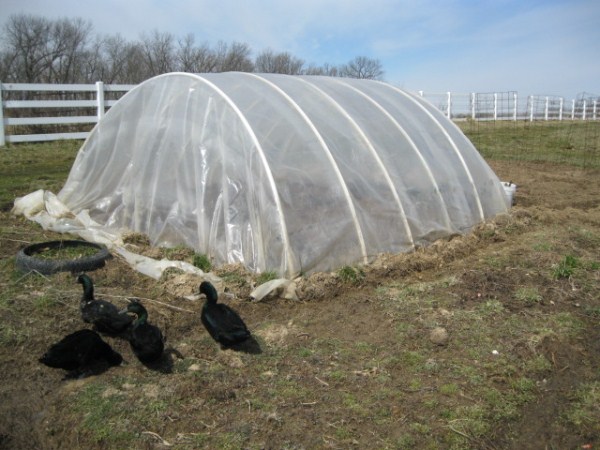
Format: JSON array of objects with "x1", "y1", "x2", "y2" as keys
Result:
[{"x1": 2, "y1": 0, "x2": 599, "y2": 99}]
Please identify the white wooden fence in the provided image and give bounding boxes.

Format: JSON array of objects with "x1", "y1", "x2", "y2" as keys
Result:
[
  {"x1": 0, "y1": 82, "x2": 134, "y2": 146},
  {"x1": 1, "y1": 82, "x2": 598, "y2": 146}
]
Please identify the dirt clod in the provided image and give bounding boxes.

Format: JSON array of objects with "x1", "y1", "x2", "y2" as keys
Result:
[{"x1": 430, "y1": 327, "x2": 449, "y2": 345}]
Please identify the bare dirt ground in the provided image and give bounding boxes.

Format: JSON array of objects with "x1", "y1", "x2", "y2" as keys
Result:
[{"x1": 0, "y1": 160, "x2": 599, "y2": 449}]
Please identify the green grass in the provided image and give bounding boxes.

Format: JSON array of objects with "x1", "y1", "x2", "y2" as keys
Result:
[
  {"x1": 0, "y1": 323, "x2": 29, "y2": 346},
  {"x1": 162, "y1": 245, "x2": 194, "y2": 260},
  {"x1": 564, "y1": 381, "x2": 600, "y2": 433},
  {"x1": 34, "y1": 244, "x2": 99, "y2": 260},
  {"x1": 32, "y1": 292, "x2": 58, "y2": 310},
  {"x1": 192, "y1": 253, "x2": 212, "y2": 272},
  {"x1": 439, "y1": 383, "x2": 460, "y2": 395},
  {"x1": 514, "y1": 286, "x2": 542, "y2": 306},
  {"x1": 549, "y1": 312, "x2": 585, "y2": 336},
  {"x1": 337, "y1": 265, "x2": 365, "y2": 284},
  {"x1": 552, "y1": 255, "x2": 579, "y2": 279},
  {"x1": 569, "y1": 227, "x2": 600, "y2": 249},
  {"x1": 0, "y1": 140, "x2": 80, "y2": 210},
  {"x1": 459, "y1": 121, "x2": 600, "y2": 168},
  {"x1": 256, "y1": 270, "x2": 278, "y2": 284},
  {"x1": 218, "y1": 269, "x2": 249, "y2": 286},
  {"x1": 73, "y1": 383, "x2": 133, "y2": 445},
  {"x1": 524, "y1": 355, "x2": 553, "y2": 374}
]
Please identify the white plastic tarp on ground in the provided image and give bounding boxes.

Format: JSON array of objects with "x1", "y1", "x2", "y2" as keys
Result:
[
  {"x1": 12, "y1": 189, "x2": 294, "y2": 299},
  {"x1": 12, "y1": 189, "x2": 220, "y2": 283}
]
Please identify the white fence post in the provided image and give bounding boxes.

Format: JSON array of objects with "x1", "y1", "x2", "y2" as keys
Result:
[
  {"x1": 447, "y1": 91, "x2": 451, "y2": 119},
  {"x1": 0, "y1": 83, "x2": 5, "y2": 146},
  {"x1": 571, "y1": 100, "x2": 575, "y2": 120},
  {"x1": 593, "y1": 100, "x2": 597, "y2": 120},
  {"x1": 544, "y1": 97, "x2": 549, "y2": 121},
  {"x1": 513, "y1": 93, "x2": 517, "y2": 121},
  {"x1": 471, "y1": 93, "x2": 475, "y2": 120},
  {"x1": 582, "y1": 100, "x2": 587, "y2": 120},
  {"x1": 493, "y1": 93, "x2": 498, "y2": 120},
  {"x1": 559, "y1": 98, "x2": 563, "y2": 121},
  {"x1": 529, "y1": 96, "x2": 534, "y2": 121},
  {"x1": 96, "y1": 81, "x2": 105, "y2": 120}
]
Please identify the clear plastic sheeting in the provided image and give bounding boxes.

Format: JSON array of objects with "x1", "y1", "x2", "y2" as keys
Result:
[{"x1": 57, "y1": 72, "x2": 508, "y2": 277}]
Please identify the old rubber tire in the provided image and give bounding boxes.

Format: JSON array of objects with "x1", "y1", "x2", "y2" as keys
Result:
[{"x1": 15, "y1": 240, "x2": 111, "y2": 275}]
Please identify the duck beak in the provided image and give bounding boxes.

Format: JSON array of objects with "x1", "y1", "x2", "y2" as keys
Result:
[{"x1": 120, "y1": 298, "x2": 137, "y2": 314}]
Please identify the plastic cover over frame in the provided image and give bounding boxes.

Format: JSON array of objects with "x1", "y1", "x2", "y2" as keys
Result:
[{"x1": 59, "y1": 72, "x2": 508, "y2": 277}]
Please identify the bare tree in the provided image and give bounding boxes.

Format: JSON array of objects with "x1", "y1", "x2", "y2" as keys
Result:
[
  {"x1": 0, "y1": 14, "x2": 94, "y2": 83},
  {"x1": 79, "y1": 35, "x2": 104, "y2": 83},
  {"x1": 340, "y1": 56, "x2": 384, "y2": 80},
  {"x1": 2, "y1": 14, "x2": 56, "y2": 82},
  {"x1": 97, "y1": 35, "x2": 129, "y2": 83},
  {"x1": 48, "y1": 17, "x2": 93, "y2": 83},
  {"x1": 139, "y1": 30, "x2": 175, "y2": 77},
  {"x1": 0, "y1": 14, "x2": 385, "y2": 83},
  {"x1": 0, "y1": 49, "x2": 13, "y2": 81},
  {"x1": 84, "y1": 34, "x2": 144, "y2": 83},
  {"x1": 255, "y1": 49, "x2": 304, "y2": 74},
  {"x1": 303, "y1": 63, "x2": 340, "y2": 77},
  {"x1": 86, "y1": 35, "x2": 146, "y2": 83},
  {"x1": 120, "y1": 43, "x2": 147, "y2": 83},
  {"x1": 214, "y1": 41, "x2": 254, "y2": 72},
  {"x1": 176, "y1": 33, "x2": 217, "y2": 73}
]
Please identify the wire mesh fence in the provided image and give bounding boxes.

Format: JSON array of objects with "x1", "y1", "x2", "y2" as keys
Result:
[
  {"x1": 459, "y1": 115, "x2": 600, "y2": 169},
  {"x1": 419, "y1": 91, "x2": 599, "y2": 122},
  {"x1": 417, "y1": 91, "x2": 600, "y2": 169}
]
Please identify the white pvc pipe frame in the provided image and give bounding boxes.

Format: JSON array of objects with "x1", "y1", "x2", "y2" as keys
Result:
[{"x1": 65, "y1": 72, "x2": 488, "y2": 275}]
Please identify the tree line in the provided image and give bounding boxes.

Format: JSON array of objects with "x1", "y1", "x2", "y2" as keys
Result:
[{"x1": 0, "y1": 14, "x2": 384, "y2": 85}]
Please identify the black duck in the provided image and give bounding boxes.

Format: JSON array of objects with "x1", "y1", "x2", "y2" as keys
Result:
[
  {"x1": 123, "y1": 300, "x2": 164, "y2": 363},
  {"x1": 200, "y1": 281, "x2": 251, "y2": 347},
  {"x1": 39, "y1": 329, "x2": 122, "y2": 377},
  {"x1": 78, "y1": 273, "x2": 133, "y2": 334}
]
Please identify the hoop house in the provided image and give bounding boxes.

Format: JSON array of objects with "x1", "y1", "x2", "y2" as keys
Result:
[{"x1": 59, "y1": 72, "x2": 508, "y2": 276}]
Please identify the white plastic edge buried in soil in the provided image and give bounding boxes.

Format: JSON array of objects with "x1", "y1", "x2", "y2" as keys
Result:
[{"x1": 11, "y1": 189, "x2": 294, "y2": 301}]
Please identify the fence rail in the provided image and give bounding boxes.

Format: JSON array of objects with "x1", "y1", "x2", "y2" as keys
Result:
[{"x1": 1, "y1": 82, "x2": 598, "y2": 146}]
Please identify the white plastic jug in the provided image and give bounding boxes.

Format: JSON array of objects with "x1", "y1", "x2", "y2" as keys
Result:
[{"x1": 501, "y1": 181, "x2": 517, "y2": 206}]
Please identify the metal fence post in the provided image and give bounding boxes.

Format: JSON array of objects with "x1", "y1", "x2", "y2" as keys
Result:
[
  {"x1": 96, "y1": 81, "x2": 105, "y2": 120},
  {"x1": 0, "y1": 82, "x2": 5, "y2": 146},
  {"x1": 513, "y1": 93, "x2": 517, "y2": 121},
  {"x1": 582, "y1": 100, "x2": 587, "y2": 120},
  {"x1": 447, "y1": 91, "x2": 451, "y2": 119},
  {"x1": 470, "y1": 93, "x2": 475, "y2": 120},
  {"x1": 544, "y1": 97, "x2": 549, "y2": 121}
]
